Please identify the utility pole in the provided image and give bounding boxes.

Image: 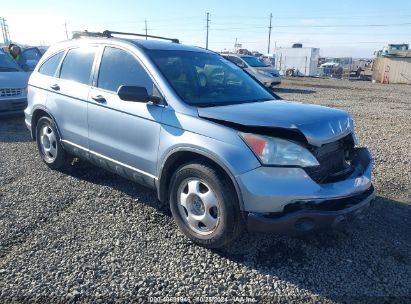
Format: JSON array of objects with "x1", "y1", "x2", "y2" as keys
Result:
[
  {"x1": 144, "y1": 20, "x2": 148, "y2": 39},
  {"x1": 0, "y1": 18, "x2": 4, "y2": 44},
  {"x1": 64, "y1": 22, "x2": 68, "y2": 40},
  {"x1": 234, "y1": 37, "x2": 237, "y2": 52},
  {"x1": 205, "y1": 12, "x2": 210, "y2": 50},
  {"x1": 0, "y1": 17, "x2": 11, "y2": 45},
  {"x1": 268, "y1": 13, "x2": 272, "y2": 54}
]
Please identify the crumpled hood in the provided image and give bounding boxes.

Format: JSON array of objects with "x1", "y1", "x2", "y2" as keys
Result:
[
  {"x1": 0, "y1": 71, "x2": 29, "y2": 89},
  {"x1": 198, "y1": 100, "x2": 354, "y2": 146}
]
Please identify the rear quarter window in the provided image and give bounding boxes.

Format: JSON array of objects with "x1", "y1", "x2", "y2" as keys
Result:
[{"x1": 38, "y1": 51, "x2": 65, "y2": 77}]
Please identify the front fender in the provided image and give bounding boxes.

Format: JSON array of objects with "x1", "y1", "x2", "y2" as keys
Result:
[{"x1": 156, "y1": 109, "x2": 261, "y2": 208}]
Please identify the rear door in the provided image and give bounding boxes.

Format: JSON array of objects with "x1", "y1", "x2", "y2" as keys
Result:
[
  {"x1": 46, "y1": 46, "x2": 98, "y2": 148},
  {"x1": 87, "y1": 46, "x2": 164, "y2": 184}
]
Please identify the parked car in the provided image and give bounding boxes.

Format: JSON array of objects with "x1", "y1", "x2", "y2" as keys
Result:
[
  {"x1": 1, "y1": 45, "x2": 44, "y2": 72},
  {"x1": 0, "y1": 49, "x2": 29, "y2": 116},
  {"x1": 251, "y1": 51, "x2": 264, "y2": 58},
  {"x1": 25, "y1": 31, "x2": 374, "y2": 248},
  {"x1": 261, "y1": 53, "x2": 276, "y2": 66},
  {"x1": 20, "y1": 47, "x2": 44, "y2": 72},
  {"x1": 222, "y1": 53, "x2": 281, "y2": 87},
  {"x1": 320, "y1": 62, "x2": 344, "y2": 78}
]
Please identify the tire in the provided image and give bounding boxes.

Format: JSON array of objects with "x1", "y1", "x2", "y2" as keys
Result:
[
  {"x1": 35, "y1": 116, "x2": 69, "y2": 170},
  {"x1": 286, "y1": 69, "x2": 295, "y2": 77},
  {"x1": 169, "y1": 160, "x2": 244, "y2": 248}
]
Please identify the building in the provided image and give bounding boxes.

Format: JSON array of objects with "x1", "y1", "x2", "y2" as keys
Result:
[
  {"x1": 274, "y1": 45, "x2": 320, "y2": 77},
  {"x1": 372, "y1": 45, "x2": 411, "y2": 84}
]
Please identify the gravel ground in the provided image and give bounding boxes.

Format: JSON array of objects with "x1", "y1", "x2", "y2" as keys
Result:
[{"x1": 0, "y1": 77, "x2": 410, "y2": 303}]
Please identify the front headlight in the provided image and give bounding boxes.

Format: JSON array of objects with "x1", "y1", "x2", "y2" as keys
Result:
[{"x1": 240, "y1": 133, "x2": 319, "y2": 167}]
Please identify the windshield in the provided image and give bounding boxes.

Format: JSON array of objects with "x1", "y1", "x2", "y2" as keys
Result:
[
  {"x1": 241, "y1": 56, "x2": 269, "y2": 67},
  {"x1": 147, "y1": 50, "x2": 274, "y2": 106},
  {"x1": 0, "y1": 50, "x2": 21, "y2": 72}
]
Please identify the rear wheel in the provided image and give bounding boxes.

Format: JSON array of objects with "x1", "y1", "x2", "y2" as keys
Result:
[
  {"x1": 35, "y1": 116, "x2": 69, "y2": 170},
  {"x1": 169, "y1": 161, "x2": 243, "y2": 248}
]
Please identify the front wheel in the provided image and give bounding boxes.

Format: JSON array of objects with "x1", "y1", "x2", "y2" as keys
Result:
[
  {"x1": 169, "y1": 161, "x2": 244, "y2": 248},
  {"x1": 35, "y1": 116, "x2": 69, "y2": 170}
]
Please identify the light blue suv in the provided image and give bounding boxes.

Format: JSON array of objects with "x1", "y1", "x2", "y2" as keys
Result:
[{"x1": 25, "y1": 31, "x2": 374, "y2": 248}]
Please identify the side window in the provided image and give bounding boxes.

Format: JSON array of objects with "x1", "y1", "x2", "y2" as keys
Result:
[
  {"x1": 59, "y1": 47, "x2": 96, "y2": 85},
  {"x1": 227, "y1": 56, "x2": 246, "y2": 68},
  {"x1": 38, "y1": 51, "x2": 64, "y2": 77},
  {"x1": 97, "y1": 47, "x2": 154, "y2": 94}
]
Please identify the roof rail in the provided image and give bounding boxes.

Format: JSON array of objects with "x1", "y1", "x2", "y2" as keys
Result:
[
  {"x1": 103, "y1": 30, "x2": 179, "y2": 43},
  {"x1": 72, "y1": 31, "x2": 110, "y2": 39},
  {"x1": 71, "y1": 30, "x2": 179, "y2": 44}
]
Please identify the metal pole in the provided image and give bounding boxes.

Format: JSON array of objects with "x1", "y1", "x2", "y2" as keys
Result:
[
  {"x1": 0, "y1": 18, "x2": 5, "y2": 44},
  {"x1": 145, "y1": 20, "x2": 148, "y2": 40},
  {"x1": 4, "y1": 20, "x2": 10, "y2": 44},
  {"x1": 1, "y1": 17, "x2": 10, "y2": 45},
  {"x1": 268, "y1": 13, "x2": 272, "y2": 53},
  {"x1": 305, "y1": 56, "x2": 308, "y2": 76},
  {"x1": 64, "y1": 22, "x2": 68, "y2": 40},
  {"x1": 206, "y1": 12, "x2": 210, "y2": 50}
]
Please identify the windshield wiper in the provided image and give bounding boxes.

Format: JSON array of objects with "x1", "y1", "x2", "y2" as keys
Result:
[
  {"x1": 249, "y1": 98, "x2": 274, "y2": 103},
  {"x1": 196, "y1": 102, "x2": 224, "y2": 108},
  {"x1": 196, "y1": 99, "x2": 273, "y2": 107}
]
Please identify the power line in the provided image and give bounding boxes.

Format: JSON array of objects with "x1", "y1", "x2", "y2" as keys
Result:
[
  {"x1": 210, "y1": 12, "x2": 411, "y2": 20},
  {"x1": 209, "y1": 22, "x2": 411, "y2": 31},
  {"x1": 273, "y1": 22, "x2": 411, "y2": 28}
]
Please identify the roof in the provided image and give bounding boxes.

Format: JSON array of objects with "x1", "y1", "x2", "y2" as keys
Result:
[
  {"x1": 220, "y1": 53, "x2": 241, "y2": 57},
  {"x1": 70, "y1": 30, "x2": 212, "y2": 53},
  {"x1": 383, "y1": 50, "x2": 411, "y2": 58},
  {"x1": 130, "y1": 39, "x2": 211, "y2": 53}
]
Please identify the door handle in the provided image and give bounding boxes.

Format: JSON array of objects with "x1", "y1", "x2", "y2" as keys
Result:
[
  {"x1": 50, "y1": 84, "x2": 60, "y2": 91},
  {"x1": 91, "y1": 95, "x2": 106, "y2": 103}
]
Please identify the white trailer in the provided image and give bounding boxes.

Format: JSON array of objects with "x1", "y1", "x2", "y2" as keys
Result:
[{"x1": 275, "y1": 47, "x2": 320, "y2": 76}]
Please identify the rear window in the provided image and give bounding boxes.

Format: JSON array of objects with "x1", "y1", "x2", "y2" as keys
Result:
[
  {"x1": 38, "y1": 51, "x2": 64, "y2": 77},
  {"x1": 59, "y1": 47, "x2": 97, "y2": 85}
]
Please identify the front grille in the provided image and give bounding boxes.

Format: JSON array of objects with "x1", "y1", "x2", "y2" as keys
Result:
[
  {"x1": 0, "y1": 88, "x2": 23, "y2": 98},
  {"x1": 305, "y1": 135, "x2": 354, "y2": 183}
]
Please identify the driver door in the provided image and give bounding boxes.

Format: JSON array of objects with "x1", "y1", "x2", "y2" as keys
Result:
[{"x1": 87, "y1": 46, "x2": 164, "y2": 187}]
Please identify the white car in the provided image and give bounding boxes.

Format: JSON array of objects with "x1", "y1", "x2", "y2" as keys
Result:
[
  {"x1": 0, "y1": 49, "x2": 29, "y2": 116},
  {"x1": 222, "y1": 54, "x2": 281, "y2": 87}
]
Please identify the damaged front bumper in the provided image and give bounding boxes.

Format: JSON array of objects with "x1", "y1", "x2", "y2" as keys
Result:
[
  {"x1": 237, "y1": 148, "x2": 374, "y2": 235},
  {"x1": 247, "y1": 185, "x2": 375, "y2": 235}
]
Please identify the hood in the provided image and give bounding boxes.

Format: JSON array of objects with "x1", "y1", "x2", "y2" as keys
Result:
[
  {"x1": 0, "y1": 71, "x2": 29, "y2": 89},
  {"x1": 198, "y1": 100, "x2": 353, "y2": 146}
]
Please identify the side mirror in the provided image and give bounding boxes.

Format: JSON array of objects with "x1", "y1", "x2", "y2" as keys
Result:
[{"x1": 117, "y1": 85, "x2": 161, "y2": 103}]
